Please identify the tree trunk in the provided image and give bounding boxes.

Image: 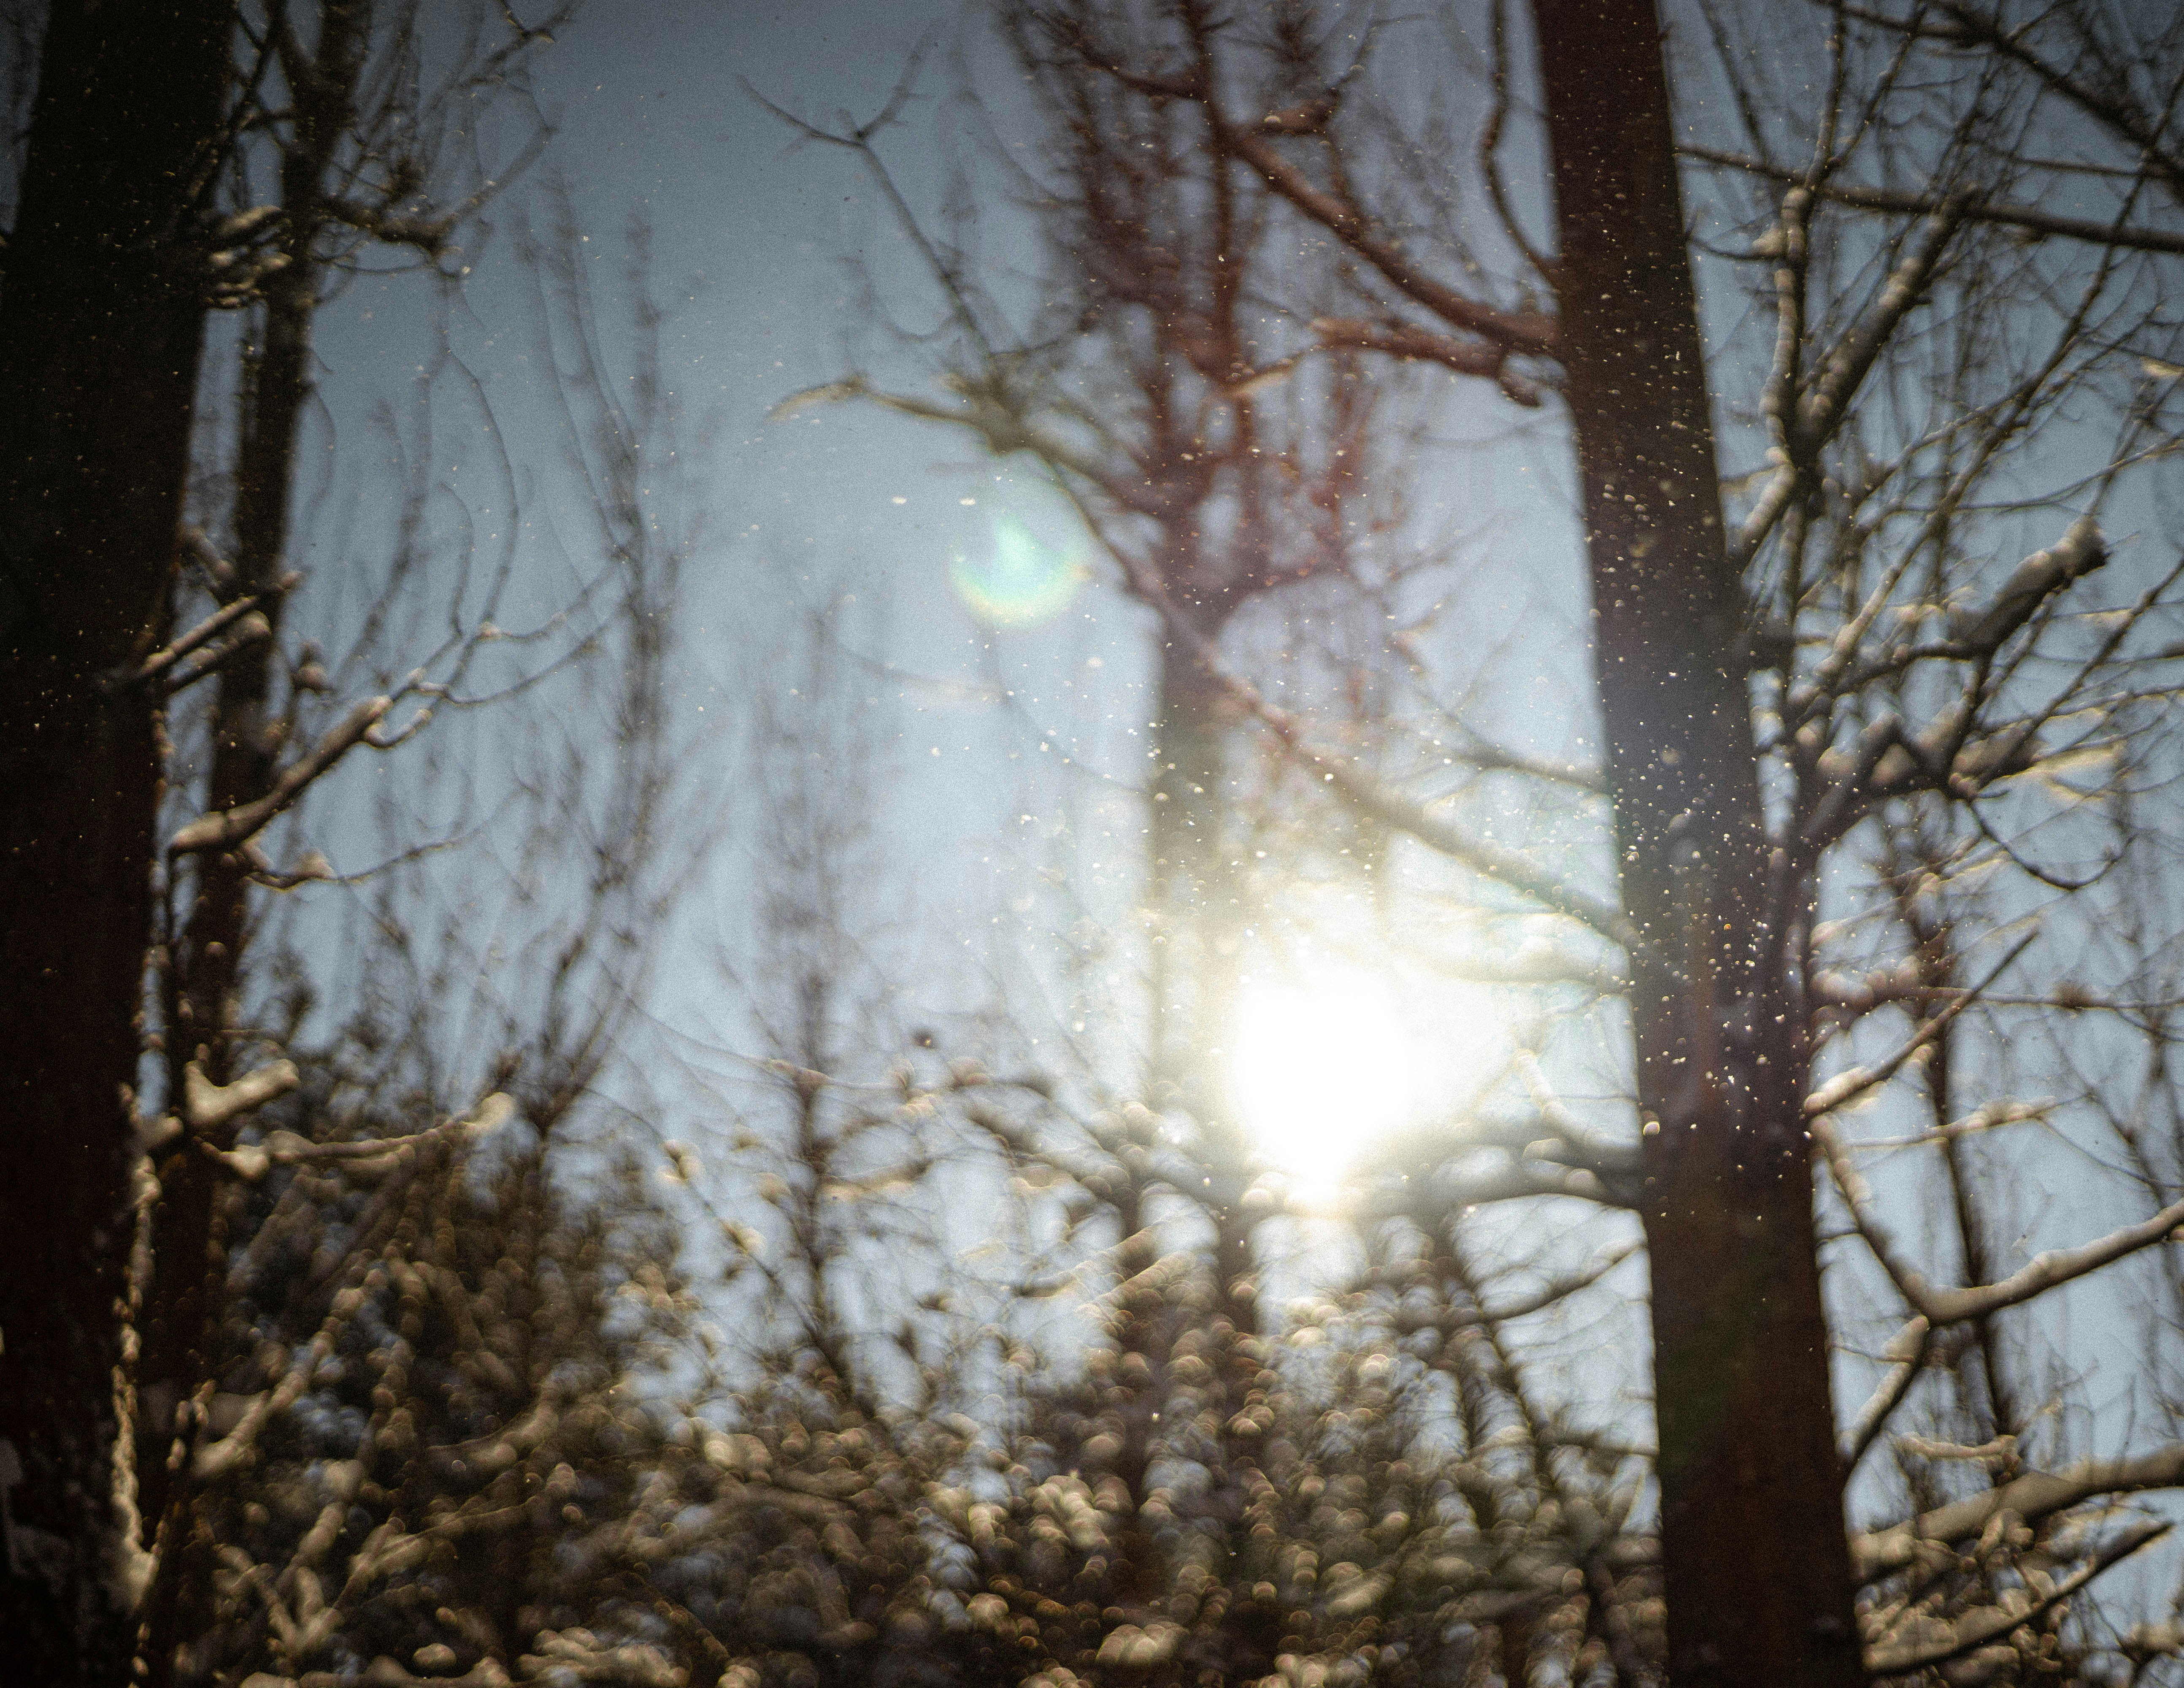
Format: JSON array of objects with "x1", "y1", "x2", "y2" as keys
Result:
[
  {"x1": 1531, "y1": 1, "x2": 1862, "y2": 1682},
  {"x1": 1146, "y1": 628, "x2": 1261, "y2": 1319},
  {"x1": 1147, "y1": 630, "x2": 1246, "y2": 1131},
  {"x1": 136, "y1": 16, "x2": 362, "y2": 1679},
  {"x1": 0, "y1": 3, "x2": 232, "y2": 1683}
]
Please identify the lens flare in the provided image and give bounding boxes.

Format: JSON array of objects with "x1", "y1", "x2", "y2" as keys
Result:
[{"x1": 950, "y1": 512, "x2": 1084, "y2": 628}]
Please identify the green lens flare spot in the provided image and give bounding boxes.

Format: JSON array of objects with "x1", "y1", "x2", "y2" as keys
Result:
[{"x1": 951, "y1": 512, "x2": 1084, "y2": 628}]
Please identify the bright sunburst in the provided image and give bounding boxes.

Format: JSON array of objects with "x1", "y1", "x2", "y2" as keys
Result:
[{"x1": 1232, "y1": 970, "x2": 1419, "y2": 1199}]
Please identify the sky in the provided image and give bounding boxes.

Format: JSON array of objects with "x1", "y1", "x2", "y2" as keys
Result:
[
  {"x1": 255, "y1": 1, "x2": 1626, "y2": 1363},
  {"x1": 284, "y1": 0, "x2": 1591, "y2": 1109},
  {"x1": 270, "y1": 0, "x2": 2162, "y2": 1219},
  {"x1": 300, "y1": 0, "x2": 1160, "y2": 997},
  {"x1": 476, "y1": 0, "x2": 1649, "y2": 1436}
]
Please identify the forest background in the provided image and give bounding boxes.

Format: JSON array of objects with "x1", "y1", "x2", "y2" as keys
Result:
[{"x1": 5, "y1": 3, "x2": 2184, "y2": 1688}]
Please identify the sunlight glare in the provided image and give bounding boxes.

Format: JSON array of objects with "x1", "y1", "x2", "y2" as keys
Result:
[{"x1": 1233, "y1": 971, "x2": 1418, "y2": 1198}]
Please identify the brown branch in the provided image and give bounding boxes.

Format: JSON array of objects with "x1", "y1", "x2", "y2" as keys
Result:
[
  {"x1": 1310, "y1": 316, "x2": 1546, "y2": 405},
  {"x1": 1215, "y1": 116, "x2": 1557, "y2": 358},
  {"x1": 1681, "y1": 144, "x2": 2184, "y2": 255}
]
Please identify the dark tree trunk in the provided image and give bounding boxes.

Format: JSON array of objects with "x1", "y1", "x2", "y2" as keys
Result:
[
  {"x1": 1532, "y1": 1, "x2": 1862, "y2": 1682},
  {"x1": 0, "y1": 3, "x2": 232, "y2": 1683},
  {"x1": 135, "y1": 16, "x2": 362, "y2": 1680}
]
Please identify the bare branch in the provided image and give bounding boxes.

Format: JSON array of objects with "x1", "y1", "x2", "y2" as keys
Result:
[
  {"x1": 1311, "y1": 316, "x2": 1546, "y2": 404},
  {"x1": 181, "y1": 1058, "x2": 300, "y2": 1133},
  {"x1": 1682, "y1": 144, "x2": 2184, "y2": 255},
  {"x1": 169, "y1": 693, "x2": 396, "y2": 856},
  {"x1": 1841, "y1": 1315, "x2": 1931, "y2": 1468},
  {"x1": 1864, "y1": 1521, "x2": 2168, "y2": 1673},
  {"x1": 1214, "y1": 113, "x2": 1556, "y2": 359},
  {"x1": 1854, "y1": 1450, "x2": 2184, "y2": 1580}
]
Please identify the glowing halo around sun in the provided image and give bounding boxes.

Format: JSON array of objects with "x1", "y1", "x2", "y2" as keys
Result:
[
  {"x1": 949, "y1": 511, "x2": 1085, "y2": 628},
  {"x1": 1232, "y1": 970, "x2": 1419, "y2": 1201}
]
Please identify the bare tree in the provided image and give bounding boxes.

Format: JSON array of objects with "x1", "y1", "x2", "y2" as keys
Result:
[
  {"x1": 758, "y1": 11, "x2": 1462, "y2": 1141},
  {"x1": 572, "y1": 615, "x2": 996, "y2": 1688},
  {"x1": 135, "y1": 178, "x2": 697, "y2": 1688},
  {"x1": 136, "y1": 13, "x2": 569, "y2": 1677},
  {"x1": 792, "y1": 1, "x2": 2184, "y2": 1683},
  {"x1": 0, "y1": 7, "x2": 238, "y2": 1677},
  {"x1": 512, "y1": 596, "x2": 1651, "y2": 1688},
  {"x1": 758, "y1": 27, "x2": 1534, "y2": 1677}
]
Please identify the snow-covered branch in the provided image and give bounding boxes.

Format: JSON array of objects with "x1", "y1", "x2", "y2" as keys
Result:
[
  {"x1": 105, "y1": 591, "x2": 272, "y2": 693},
  {"x1": 1793, "y1": 201, "x2": 1968, "y2": 462},
  {"x1": 1803, "y1": 936, "x2": 2032, "y2": 1117},
  {"x1": 1840, "y1": 1316, "x2": 1931, "y2": 1468},
  {"x1": 1819, "y1": 1110, "x2": 2184, "y2": 1330},
  {"x1": 170, "y1": 694, "x2": 395, "y2": 856},
  {"x1": 1853, "y1": 1447, "x2": 2184, "y2": 1580},
  {"x1": 183, "y1": 1058, "x2": 300, "y2": 1133},
  {"x1": 217, "y1": 1092, "x2": 518, "y2": 1182},
  {"x1": 1863, "y1": 1520, "x2": 2168, "y2": 1675}
]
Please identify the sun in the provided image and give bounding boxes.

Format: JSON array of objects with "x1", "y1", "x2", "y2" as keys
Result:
[{"x1": 1232, "y1": 969, "x2": 1419, "y2": 1199}]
